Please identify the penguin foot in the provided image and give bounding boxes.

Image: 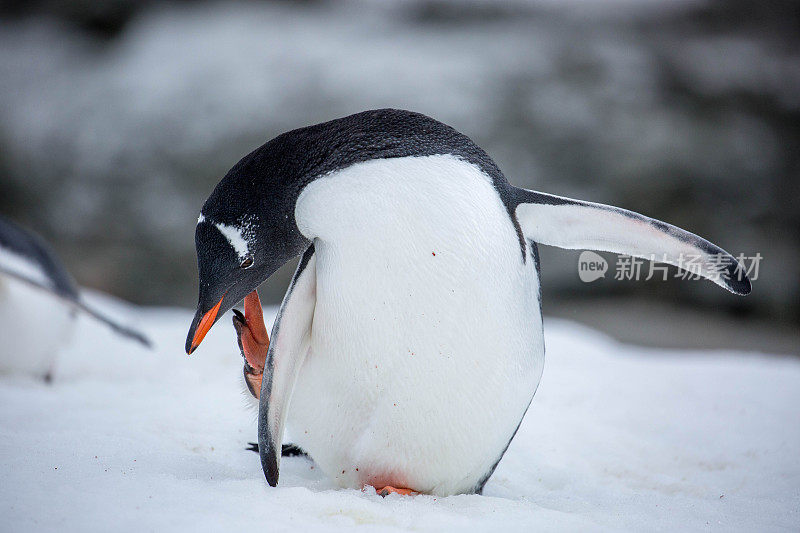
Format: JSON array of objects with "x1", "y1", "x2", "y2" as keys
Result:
[
  {"x1": 232, "y1": 290, "x2": 269, "y2": 399},
  {"x1": 376, "y1": 486, "x2": 417, "y2": 497},
  {"x1": 241, "y1": 363, "x2": 263, "y2": 400},
  {"x1": 246, "y1": 442, "x2": 309, "y2": 458}
]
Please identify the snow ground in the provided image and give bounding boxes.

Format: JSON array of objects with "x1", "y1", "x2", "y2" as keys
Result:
[{"x1": 1, "y1": 295, "x2": 798, "y2": 532}]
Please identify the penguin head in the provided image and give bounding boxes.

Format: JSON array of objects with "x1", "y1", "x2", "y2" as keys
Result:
[{"x1": 185, "y1": 152, "x2": 310, "y2": 355}]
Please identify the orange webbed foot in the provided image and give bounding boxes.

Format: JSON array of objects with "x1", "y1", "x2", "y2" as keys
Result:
[
  {"x1": 376, "y1": 486, "x2": 418, "y2": 497},
  {"x1": 232, "y1": 290, "x2": 269, "y2": 399}
]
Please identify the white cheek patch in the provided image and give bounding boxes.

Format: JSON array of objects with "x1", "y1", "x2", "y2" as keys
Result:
[
  {"x1": 214, "y1": 222, "x2": 251, "y2": 260},
  {"x1": 196, "y1": 212, "x2": 256, "y2": 261}
]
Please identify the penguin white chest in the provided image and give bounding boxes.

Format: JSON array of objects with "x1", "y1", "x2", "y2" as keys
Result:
[{"x1": 291, "y1": 155, "x2": 544, "y2": 495}]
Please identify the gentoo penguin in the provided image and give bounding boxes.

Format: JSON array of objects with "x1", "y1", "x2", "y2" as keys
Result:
[
  {"x1": 0, "y1": 216, "x2": 150, "y2": 379},
  {"x1": 185, "y1": 109, "x2": 751, "y2": 496}
]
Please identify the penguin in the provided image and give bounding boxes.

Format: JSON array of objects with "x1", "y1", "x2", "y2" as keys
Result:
[
  {"x1": 185, "y1": 109, "x2": 751, "y2": 496},
  {"x1": 0, "y1": 216, "x2": 150, "y2": 379}
]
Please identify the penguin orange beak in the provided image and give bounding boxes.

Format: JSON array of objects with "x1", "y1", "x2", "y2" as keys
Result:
[{"x1": 188, "y1": 295, "x2": 224, "y2": 354}]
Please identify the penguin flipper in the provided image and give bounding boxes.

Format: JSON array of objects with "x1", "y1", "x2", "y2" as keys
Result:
[
  {"x1": 511, "y1": 187, "x2": 751, "y2": 295},
  {"x1": 0, "y1": 266, "x2": 151, "y2": 347},
  {"x1": 258, "y1": 245, "x2": 316, "y2": 487},
  {"x1": 71, "y1": 298, "x2": 152, "y2": 348}
]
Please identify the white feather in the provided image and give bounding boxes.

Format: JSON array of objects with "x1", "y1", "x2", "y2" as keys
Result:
[{"x1": 287, "y1": 154, "x2": 544, "y2": 495}]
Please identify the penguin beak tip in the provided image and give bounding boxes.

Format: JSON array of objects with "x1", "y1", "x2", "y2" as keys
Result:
[{"x1": 186, "y1": 295, "x2": 225, "y2": 356}]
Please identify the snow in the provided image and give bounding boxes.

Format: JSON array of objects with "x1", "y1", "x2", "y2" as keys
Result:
[{"x1": 1, "y1": 294, "x2": 798, "y2": 531}]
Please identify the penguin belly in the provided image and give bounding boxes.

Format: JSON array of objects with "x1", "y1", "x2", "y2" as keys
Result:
[
  {"x1": 290, "y1": 155, "x2": 545, "y2": 495},
  {"x1": 0, "y1": 274, "x2": 74, "y2": 378}
]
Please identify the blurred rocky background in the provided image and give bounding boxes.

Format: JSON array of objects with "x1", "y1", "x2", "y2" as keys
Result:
[{"x1": 1, "y1": 0, "x2": 797, "y2": 351}]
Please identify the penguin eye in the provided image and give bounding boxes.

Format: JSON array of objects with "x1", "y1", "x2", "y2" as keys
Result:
[{"x1": 240, "y1": 256, "x2": 254, "y2": 269}]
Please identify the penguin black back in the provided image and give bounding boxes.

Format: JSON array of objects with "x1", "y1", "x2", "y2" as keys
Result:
[{"x1": 206, "y1": 108, "x2": 510, "y2": 224}]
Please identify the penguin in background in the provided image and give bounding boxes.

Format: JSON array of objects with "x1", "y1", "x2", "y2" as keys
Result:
[
  {"x1": 185, "y1": 109, "x2": 750, "y2": 496},
  {"x1": 0, "y1": 216, "x2": 150, "y2": 380}
]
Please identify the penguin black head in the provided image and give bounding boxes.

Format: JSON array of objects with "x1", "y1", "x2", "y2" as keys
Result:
[
  {"x1": 184, "y1": 158, "x2": 310, "y2": 354},
  {"x1": 185, "y1": 108, "x2": 502, "y2": 354}
]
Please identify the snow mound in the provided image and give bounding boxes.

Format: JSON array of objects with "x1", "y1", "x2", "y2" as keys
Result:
[{"x1": 1, "y1": 298, "x2": 798, "y2": 531}]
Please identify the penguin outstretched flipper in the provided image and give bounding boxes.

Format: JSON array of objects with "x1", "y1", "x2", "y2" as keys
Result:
[
  {"x1": 0, "y1": 266, "x2": 151, "y2": 348},
  {"x1": 69, "y1": 298, "x2": 152, "y2": 347},
  {"x1": 0, "y1": 216, "x2": 150, "y2": 378},
  {"x1": 511, "y1": 188, "x2": 751, "y2": 295}
]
